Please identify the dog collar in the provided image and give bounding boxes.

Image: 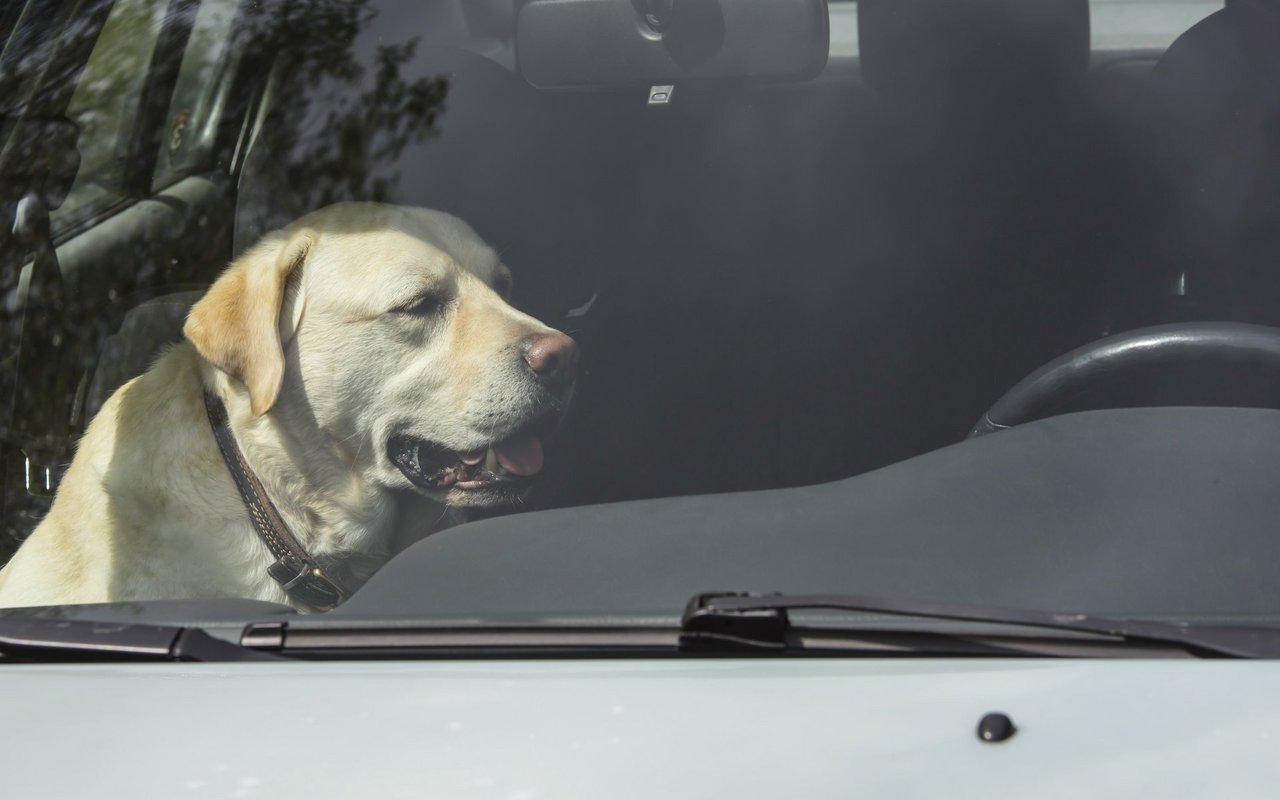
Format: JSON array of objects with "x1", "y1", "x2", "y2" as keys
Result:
[{"x1": 204, "y1": 392, "x2": 351, "y2": 612}]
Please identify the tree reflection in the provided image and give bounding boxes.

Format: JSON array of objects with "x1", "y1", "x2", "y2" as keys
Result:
[{"x1": 237, "y1": 0, "x2": 449, "y2": 232}]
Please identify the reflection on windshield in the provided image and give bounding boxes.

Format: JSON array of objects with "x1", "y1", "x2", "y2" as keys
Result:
[
  {"x1": 1, "y1": 0, "x2": 1277, "y2": 616},
  {"x1": 237, "y1": 0, "x2": 449, "y2": 235}
]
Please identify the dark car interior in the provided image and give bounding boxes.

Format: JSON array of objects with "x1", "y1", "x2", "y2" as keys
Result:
[{"x1": 3, "y1": 0, "x2": 1280, "y2": 567}]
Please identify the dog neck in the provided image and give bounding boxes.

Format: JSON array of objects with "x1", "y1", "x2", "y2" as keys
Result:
[{"x1": 200, "y1": 362, "x2": 429, "y2": 586}]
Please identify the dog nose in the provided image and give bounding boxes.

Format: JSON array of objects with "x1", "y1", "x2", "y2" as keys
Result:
[{"x1": 522, "y1": 331, "x2": 578, "y2": 388}]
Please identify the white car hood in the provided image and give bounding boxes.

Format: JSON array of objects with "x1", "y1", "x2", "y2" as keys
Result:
[{"x1": 2, "y1": 658, "x2": 1275, "y2": 798}]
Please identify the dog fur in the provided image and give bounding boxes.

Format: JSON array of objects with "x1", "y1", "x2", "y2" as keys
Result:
[{"x1": 0, "y1": 203, "x2": 572, "y2": 610}]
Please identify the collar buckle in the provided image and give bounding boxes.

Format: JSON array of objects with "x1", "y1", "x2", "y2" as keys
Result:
[{"x1": 267, "y1": 556, "x2": 348, "y2": 613}]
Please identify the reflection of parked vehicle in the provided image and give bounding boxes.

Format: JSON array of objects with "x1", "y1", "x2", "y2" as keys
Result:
[{"x1": 4, "y1": 0, "x2": 1280, "y2": 794}]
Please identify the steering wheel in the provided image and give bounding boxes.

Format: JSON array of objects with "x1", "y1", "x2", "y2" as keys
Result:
[{"x1": 968, "y1": 322, "x2": 1280, "y2": 437}]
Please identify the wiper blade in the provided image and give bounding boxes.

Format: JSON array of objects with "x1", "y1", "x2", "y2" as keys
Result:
[
  {"x1": 0, "y1": 617, "x2": 283, "y2": 662},
  {"x1": 680, "y1": 592, "x2": 1280, "y2": 658}
]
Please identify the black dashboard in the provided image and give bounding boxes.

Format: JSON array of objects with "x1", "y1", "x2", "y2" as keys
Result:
[
  {"x1": 338, "y1": 406, "x2": 1280, "y2": 623},
  {"x1": 11, "y1": 407, "x2": 1280, "y2": 628}
]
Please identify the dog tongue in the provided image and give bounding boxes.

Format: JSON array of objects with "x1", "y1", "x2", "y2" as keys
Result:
[{"x1": 493, "y1": 431, "x2": 544, "y2": 476}]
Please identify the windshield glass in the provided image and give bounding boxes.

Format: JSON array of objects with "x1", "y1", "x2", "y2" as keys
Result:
[{"x1": 2, "y1": 0, "x2": 1277, "y2": 625}]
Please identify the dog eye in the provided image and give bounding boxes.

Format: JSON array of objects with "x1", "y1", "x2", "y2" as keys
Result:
[{"x1": 395, "y1": 292, "x2": 445, "y2": 315}]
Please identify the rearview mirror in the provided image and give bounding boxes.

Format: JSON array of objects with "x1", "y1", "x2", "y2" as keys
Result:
[{"x1": 517, "y1": 0, "x2": 830, "y2": 91}]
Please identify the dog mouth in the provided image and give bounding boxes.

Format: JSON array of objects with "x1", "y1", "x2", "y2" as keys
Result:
[{"x1": 387, "y1": 414, "x2": 557, "y2": 502}]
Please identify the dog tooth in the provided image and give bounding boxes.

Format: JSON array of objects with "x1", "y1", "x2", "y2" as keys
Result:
[{"x1": 484, "y1": 447, "x2": 499, "y2": 472}]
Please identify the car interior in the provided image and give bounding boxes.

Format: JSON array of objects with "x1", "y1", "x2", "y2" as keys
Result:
[{"x1": 2, "y1": 0, "x2": 1279, "y2": 566}]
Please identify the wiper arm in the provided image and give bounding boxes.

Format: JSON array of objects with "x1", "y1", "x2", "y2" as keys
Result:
[
  {"x1": 0, "y1": 617, "x2": 283, "y2": 662},
  {"x1": 680, "y1": 592, "x2": 1280, "y2": 658}
]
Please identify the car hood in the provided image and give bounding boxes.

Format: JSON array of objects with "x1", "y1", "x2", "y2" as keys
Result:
[{"x1": 2, "y1": 658, "x2": 1275, "y2": 797}]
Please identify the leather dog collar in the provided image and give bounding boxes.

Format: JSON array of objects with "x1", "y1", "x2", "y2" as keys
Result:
[{"x1": 204, "y1": 392, "x2": 350, "y2": 612}]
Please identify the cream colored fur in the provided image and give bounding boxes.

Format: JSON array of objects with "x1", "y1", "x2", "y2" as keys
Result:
[{"x1": 0, "y1": 203, "x2": 562, "y2": 610}]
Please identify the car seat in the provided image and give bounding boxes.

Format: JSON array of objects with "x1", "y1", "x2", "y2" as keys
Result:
[{"x1": 1139, "y1": 0, "x2": 1280, "y2": 324}]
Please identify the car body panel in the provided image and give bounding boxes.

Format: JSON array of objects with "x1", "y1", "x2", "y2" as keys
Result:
[{"x1": 2, "y1": 658, "x2": 1276, "y2": 797}]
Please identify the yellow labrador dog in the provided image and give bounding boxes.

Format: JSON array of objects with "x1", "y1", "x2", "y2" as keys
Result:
[{"x1": 0, "y1": 203, "x2": 576, "y2": 611}]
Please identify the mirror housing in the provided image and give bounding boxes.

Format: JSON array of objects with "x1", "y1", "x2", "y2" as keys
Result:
[{"x1": 517, "y1": 0, "x2": 829, "y2": 90}]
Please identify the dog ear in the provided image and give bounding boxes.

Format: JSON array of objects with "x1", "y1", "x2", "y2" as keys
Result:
[{"x1": 184, "y1": 231, "x2": 312, "y2": 416}]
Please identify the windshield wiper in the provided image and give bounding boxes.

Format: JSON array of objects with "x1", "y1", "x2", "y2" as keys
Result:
[
  {"x1": 680, "y1": 592, "x2": 1280, "y2": 658},
  {"x1": 0, "y1": 616, "x2": 284, "y2": 662}
]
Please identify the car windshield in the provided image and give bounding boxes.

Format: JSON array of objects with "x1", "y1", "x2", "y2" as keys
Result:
[{"x1": 2, "y1": 0, "x2": 1279, "y2": 631}]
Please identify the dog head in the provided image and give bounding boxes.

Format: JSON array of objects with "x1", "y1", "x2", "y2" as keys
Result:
[{"x1": 184, "y1": 202, "x2": 577, "y2": 507}]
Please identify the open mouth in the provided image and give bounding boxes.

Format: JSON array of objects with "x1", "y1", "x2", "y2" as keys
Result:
[{"x1": 388, "y1": 414, "x2": 558, "y2": 503}]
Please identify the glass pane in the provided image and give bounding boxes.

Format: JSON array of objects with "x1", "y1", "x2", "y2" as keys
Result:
[
  {"x1": 151, "y1": 0, "x2": 240, "y2": 189},
  {"x1": 50, "y1": 0, "x2": 167, "y2": 232},
  {"x1": 2, "y1": 0, "x2": 1278, "y2": 625}
]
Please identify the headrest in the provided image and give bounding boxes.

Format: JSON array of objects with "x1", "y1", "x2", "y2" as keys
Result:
[
  {"x1": 85, "y1": 292, "x2": 203, "y2": 423},
  {"x1": 1147, "y1": 0, "x2": 1280, "y2": 276},
  {"x1": 1225, "y1": 0, "x2": 1280, "y2": 11},
  {"x1": 858, "y1": 0, "x2": 1088, "y2": 123},
  {"x1": 1159, "y1": 0, "x2": 1280, "y2": 89}
]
